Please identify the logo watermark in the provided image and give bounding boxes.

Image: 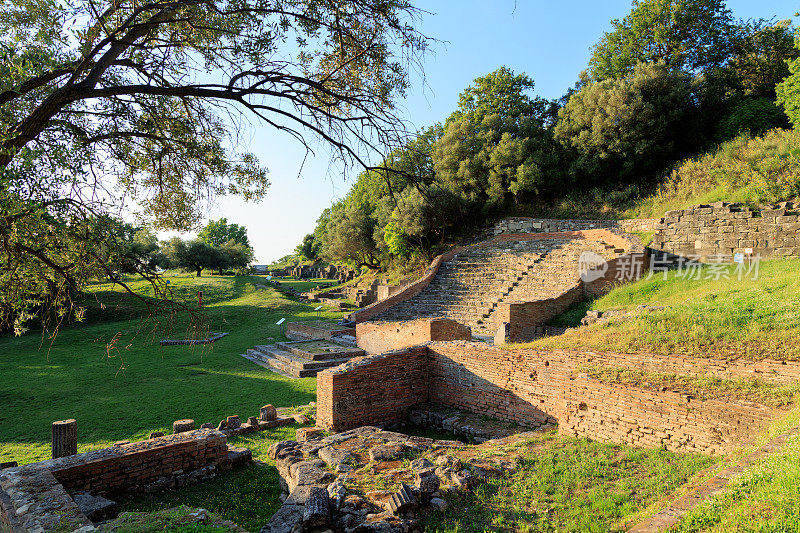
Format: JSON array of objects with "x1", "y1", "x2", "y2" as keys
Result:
[{"x1": 578, "y1": 252, "x2": 761, "y2": 282}]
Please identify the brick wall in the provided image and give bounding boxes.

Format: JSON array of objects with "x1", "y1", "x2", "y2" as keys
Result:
[
  {"x1": 317, "y1": 342, "x2": 792, "y2": 454},
  {"x1": 356, "y1": 317, "x2": 471, "y2": 354},
  {"x1": 286, "y1": 322, "x2": 355, "y2": 341},
  {"x1": 317, "y1": 347, "x2": 429, "y2": 431},
  {"x1": 496, "y1": 284, "x2": 584, "y2": 342},
  {"x1": 37, "y1": 429, "x2": 228, "y2": 496},
  {"x1": 652, "y1": 201, "x2": 800, "y2": 260}
]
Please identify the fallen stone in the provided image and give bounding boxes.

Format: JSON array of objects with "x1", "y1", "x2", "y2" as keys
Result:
[
  {"x1": 429, "y1": 497, "x2": 448, "y2": 512},
  {"x1": 172, "y1": 419, "x2": 195, "y2": 434},
  {"x1": 303, "y1": 486, "x2": 331, "y2": 527},
  {"x1": 216, "y1": 420, "x2": 227, "y2": 431},
  {"x1": 260, "y1": 502, "x2": 303, "y2": 533},
  {"x1": 149, "y1": 431, "x2": 165, "y2": 439},
  {"x1": 409, "y1": 458, "x2": 433, "y2": 472},
  {"x1": 387, "y1": 483, "x2": 416, "y2": 515},
  {"x1": 450, "y1": 469, "x2": 473, "y2": 489},
  {"x1": 415, "y1": 471, "x2": 439, "y2": 495},
  {"x1": 226, "y1": 416, "x2": 241, "y2": 429},
  {"x1": 369, "y1": 443, "x2": 405, "y2": 462},
  {"x1": 328, "y1": 479, "x2": 347, "y2": 510},
  {"x1": 248, "y1": 416, "x2": 260, "y2": 426},
  {"x1": 226, "y1": 446, "x2": 252, "y2": 467},
  {"x1": 434, "y1": 454, "x2": 461, "y2": 470},
  {"x1": 72, "y1": 492, "x2": 118, "y2": 522},
  {"x1": 200, "y1": 423, "x2": 214, "y2": 429},
  {"x1": 292, "y1": 413, "x2": 310, "y2": 425},
  {"x1": 318, "y1": 446, "x2": 354, "y2": 468},
  {"x1": 296, "y1": 427, "x2": 324, "y2": 442},
  {"x1": 261, "y1": 404, "x2": 278, "y2": 421}
]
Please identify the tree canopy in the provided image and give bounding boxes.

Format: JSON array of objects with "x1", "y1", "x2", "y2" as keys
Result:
[
  {"x1": 199, "y1": 218, "x2": 250, "y2": 248},
  {"x1": 0, "y1": 0, "x2": 428, "y2": 332}
]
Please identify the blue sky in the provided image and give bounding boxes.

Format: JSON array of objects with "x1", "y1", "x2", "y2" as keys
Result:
[{"x1": 192, "y1": 0, "x2": 799, "y2": 263}]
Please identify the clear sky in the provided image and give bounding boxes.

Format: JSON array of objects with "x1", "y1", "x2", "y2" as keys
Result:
[{"x1": 180, "y1": 0, "x2": 799, "y2": 264}]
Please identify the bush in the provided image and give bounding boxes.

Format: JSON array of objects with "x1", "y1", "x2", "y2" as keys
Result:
[{"x1": 716, "y1": 97, "x2": 789, "y2": 142}]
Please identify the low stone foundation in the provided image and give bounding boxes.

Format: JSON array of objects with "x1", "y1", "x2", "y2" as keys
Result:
[
  {"x1": 0, "y1": 429, "x2": 251, "y2": 531},
  {"x1": 356, "y1": 317, "x2": 471, "y2": 354}
]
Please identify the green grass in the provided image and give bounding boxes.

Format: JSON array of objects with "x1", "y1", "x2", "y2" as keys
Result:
[
  {"x1": 526, "y1": 258, "x2": 800, "y2": 360},
  {"x1": 582, "y1": 365, "x2": 800, "y2": 408},
  {"x1": 119, "y1": 426, "x2": 300, "y2": 532},
  {"x1": 104, "y1": 505, "x2": 242, "y2": 532},
  {"x1": 423, "y1": 432, "x2": 714, "y2": 532},
  {"x1": 0, "y1": 273, "x2": 341, "y2": 465},
  {"x1": 673, "y1": 434, "x2": 800, "y2": 532}
]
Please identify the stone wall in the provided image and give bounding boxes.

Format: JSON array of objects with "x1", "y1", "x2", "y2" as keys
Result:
[
  {"x1": 495, "y1": 284, "x2": 584, "y2": 342},
  {"x1": 317, "y1": 347, "x2": 429, "y2": 431},
  {"x1": 356, "y1": 317, "x2": 471, "y2": 354},
  {"x1": 490, "y1": 217, "x2": 659, "y2": 236},
  {"x1": 317, "y1": 342, "x2": 795, "y2": 455},
  {"x1": 651, "y1": 201, "x2": 800, "y2": 260}
]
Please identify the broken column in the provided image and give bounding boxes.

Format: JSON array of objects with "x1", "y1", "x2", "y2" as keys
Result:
[{"x1": 52, "y1": 419, "x2": 77, "y2": 458}]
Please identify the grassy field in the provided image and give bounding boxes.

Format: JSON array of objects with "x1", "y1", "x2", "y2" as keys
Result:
[
  {"x1": 529, "y1": 258, "x2": 800, "y2": 360},
  {"x1": 423, "y1": 432, "x2": 714, "y2": 533},
  {"x1": 0, "y1": 273, "x2": 343, "y2": 465}
]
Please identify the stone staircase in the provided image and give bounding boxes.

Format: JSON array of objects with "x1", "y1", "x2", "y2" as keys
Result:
[
  {"x1": 371, "y1": 237, "x2": 627, "y2": 337},
  {"x1": 242, "y1": 341, "x2": 365, "y2": 378}
]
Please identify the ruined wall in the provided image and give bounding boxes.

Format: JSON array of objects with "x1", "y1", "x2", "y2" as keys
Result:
[
  {"x1": 317, "y1": 347, "x2": 429, "y2": 431},
  {"x1": 490, "y1": 217, "x2": 659, "y2": 236},
  {"x1": 652, "y1": 202, "x2": 800, "y2": 260},
  {"x1": 317, "y1": 342, "x2": 791, "y2": 454},
  {"x1": 39, "y1": 429, "x2": 228, "y2": 496},
  {"x1": 356, "y1": 317, "x2": 471, "y2": 354},
  {"x1": 496, "y1": 285, "x2": 584, "y2": 342}
]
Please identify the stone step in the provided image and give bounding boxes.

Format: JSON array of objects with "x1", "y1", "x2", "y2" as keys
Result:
[{"x1": 244, "y1": 347, "x2": 355, "y2": 378}]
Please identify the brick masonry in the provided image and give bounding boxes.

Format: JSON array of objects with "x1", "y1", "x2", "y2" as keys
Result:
[
  {"x1": 651, "y1": 201, "x2": 800, "y2": 260},
  {"x1": 317, "y1": 343, "x2": 796, "y2": 455},
  {"x1": 356, "y1": 317, "x2": 471, "y2": 354}
]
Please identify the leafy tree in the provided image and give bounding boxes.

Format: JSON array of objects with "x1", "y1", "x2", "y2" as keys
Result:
[
  {"x1": 0, "y1": 0, "x2": 427, "y2": 332},
  {"x1": 554, "y1": 62, "x2": 697, "y2": 184},
  {"x1": 173, "y1": 239, "x2": 223, "y2": 277},
  {"x1": 198, "y1": 218, "x2": 250, "y2": 248},
  {"x1": 777, "y1": 29, "x2": 800, "y2": 127},
  {"x1": 218, "y1": 240, "x2": 254, "y2": 273},
  {"x1": 588, "y1": 0, "x2": 737, "y2": 80},
  {"x1": 433, "y1": 67, "x2": 560, "y2": 211},
  {"x1": 321, "y1": 201, "x2": 379, "y2": 270},
  {"x1": 715, "y1": 96, "x2": 789, "y2": 141},
  {"x1": 295, "y1": 234, "x2": 320, "y2": 261}
]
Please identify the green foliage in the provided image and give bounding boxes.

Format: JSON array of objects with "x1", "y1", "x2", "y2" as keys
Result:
[
  {"x1": 198, "y1": 218, "x2": 250, "y2": 249},
  {"x1": 555, "y1": 62, "x2": 697, "y2": 185},
  {"x1": 434, "y1": 67, "x2": 560, "y2": 209},
  {"x1": 631, "y1": 128, "x2": 800, "y2": 218},
  {"x1": 295, "y1": 234, "x2": 320, "y2": 261},
  {"x1": 588, "y1": 0, "x2": 736, "y2": 80},
  {"x1": 776, "y1": 30, "x2": 800, "y2": 127},
  {"x1": 321, "y1": 200, "x2": 379, "y2": 269},
  {"x1": 715, "y1": 97, "x2": 789, "y2": 141}
]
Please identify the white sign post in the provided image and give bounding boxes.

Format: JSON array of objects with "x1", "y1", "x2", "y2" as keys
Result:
[
  {"x1": 314, "y1": 305, "x2": 323, "y2": 319},
  {"x1": 276, "y1": 317, "x2": 286, "y2": 336}
]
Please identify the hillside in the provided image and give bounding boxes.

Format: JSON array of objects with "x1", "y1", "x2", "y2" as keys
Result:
[{"x1": 526, "y1": 257, "x2": 800, "y2": 360}]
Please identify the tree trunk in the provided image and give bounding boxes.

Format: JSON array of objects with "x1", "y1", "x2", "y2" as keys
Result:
[
  {"x1": 52, "y1": 419, "x2": 77, "y2": 458},
  {"x1": 196, "y1": 267, "x2": 202, "y2": 277}
]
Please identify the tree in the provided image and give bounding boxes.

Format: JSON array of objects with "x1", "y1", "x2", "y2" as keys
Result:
[
  {"x1": 199, "y1": 218, "x2": 250, "y2": 248},
  {"x1": 433, "y1": 67, "x2": 560, "y2": 211},
  {"x1": 295, "y1": 234, "x2": 320, "y2": 261},
  {"x1": 554, "y1": 62, "x2": 697, "y2": 184},
  {"x1": 218, "y1": 240, "x2": 254, "y2": 273},
  {"x1": 1, "y1": 0, "x2": 427, "y2": 332},
  {"x1": 777, "y1": 29, "x2": 800, "y2": 127},
  {"x1": 588, "y1": 0, "x2": 737, "y2": 80},
  {"x1": 321, "y1": 201, "x2": 379, "y2": 269},
  {"x1": 174, "y1": 239, "x2": 223, "y2": 277}
]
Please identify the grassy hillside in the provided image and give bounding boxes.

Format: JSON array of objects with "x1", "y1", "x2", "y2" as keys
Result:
[
  {"x1": 526, "y1": 258, "x2": 800, "y2": 360},
  {"x1": 0, "y1": 273, "x2": 342, "y2": 465},
  {"x1": 628, "y1": 128, "x2": 800, "y2": 219}
]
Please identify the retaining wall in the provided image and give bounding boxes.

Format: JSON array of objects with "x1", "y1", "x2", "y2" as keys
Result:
[
  {"x1": 651, "y1": 202, "x2": 800, "y2": 260},
  {"x1": 490, "y1": 217, "x2": 659, "y2": 236},
  {"x1": 356, "y1": 317, "x2": 471, "y2": 354},
  {"x1": 317, "y1": 343, "x2": 792, "y2": 455}
]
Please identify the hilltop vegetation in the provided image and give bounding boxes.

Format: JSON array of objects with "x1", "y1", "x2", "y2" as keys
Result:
[{"x1": 295, "y1": 1, "x2": 800, "y2": 273}]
